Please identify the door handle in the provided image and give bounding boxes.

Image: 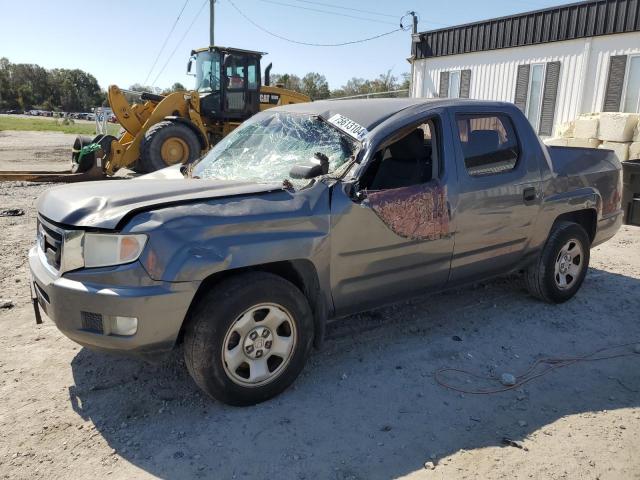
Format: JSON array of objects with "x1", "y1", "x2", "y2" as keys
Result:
[{"x1": 523, "y1": 187, "x2": 537, "y2": 204}]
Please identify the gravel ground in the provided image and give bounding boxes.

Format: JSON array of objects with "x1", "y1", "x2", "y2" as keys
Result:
[{"x1": 0, "y1": 180, "x2": 639, "y2": 480}]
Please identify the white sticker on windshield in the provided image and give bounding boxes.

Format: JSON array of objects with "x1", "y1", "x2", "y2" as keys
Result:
[{"x1": 327, "y1": 114, "x2": 368, "y2": 141}]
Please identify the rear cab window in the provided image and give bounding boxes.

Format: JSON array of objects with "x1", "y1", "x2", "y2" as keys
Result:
[{"x1": 455, "y1": 114, "x2": 520, "y2": 177}]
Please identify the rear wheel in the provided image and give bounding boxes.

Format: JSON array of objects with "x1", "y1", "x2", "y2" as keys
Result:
[
  {"x1": 184, "y1": 272, "x2": 314, "y2": 406},
  {"x1": 525, "y1": 221, "x2": 590, "y2": 303},
  {"x1": 139, "y1": 121, "x2": 201, "y2": 173}
]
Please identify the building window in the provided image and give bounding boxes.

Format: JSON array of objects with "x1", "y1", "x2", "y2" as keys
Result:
[
  {"x1": 525, "y1": 63, "x2": 545, "y2": 132},
  {"x1": 623, "y1": 55, "x2": 640, "y2": 113},
  {"x1": 448, "y1": 71, "x2": 461, "y2": 99}
]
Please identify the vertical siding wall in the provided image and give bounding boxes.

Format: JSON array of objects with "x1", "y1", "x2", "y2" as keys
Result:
[{"x1": 413, "y1": 31, "x2": 640, "y2": 131}]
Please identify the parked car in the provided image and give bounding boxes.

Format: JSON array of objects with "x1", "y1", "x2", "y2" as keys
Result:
[{"x1": 29, "y1": 99, "x2": 623, "y2": 405}]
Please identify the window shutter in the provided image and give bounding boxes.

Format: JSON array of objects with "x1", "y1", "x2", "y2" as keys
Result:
[
  {"x1": 514, "y1": 64, "x2": 530, "y2": 112},
  {"x1": 439, "y1": 71, "x2": 450, "y2": 98},
  {"x1": 603, "y1": 55, "x2": 628, "y2": 112},
  {"x1": 460, "y1": 70, "x2": 472, "y2": 98},
  {"x1": 538, "y1": 61, "x2": 561, "y2": 136}
]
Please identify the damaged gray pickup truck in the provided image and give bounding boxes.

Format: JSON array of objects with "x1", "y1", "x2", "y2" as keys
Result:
[{"x1": 29, "y1": 98, "x2": 623, "y2": 405}]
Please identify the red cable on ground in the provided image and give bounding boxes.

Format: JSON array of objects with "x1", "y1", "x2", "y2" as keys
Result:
[{"x1": 434, "y1": 342, "x2": 640, "y2": 395}]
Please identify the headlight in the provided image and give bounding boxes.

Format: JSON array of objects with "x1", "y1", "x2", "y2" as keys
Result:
[
  {"x1": 83, "y1": 233, "x2": 148, "y2": 268},
  {"x1": 60, "y1": 232, "x2": 147, "y2": 272}
]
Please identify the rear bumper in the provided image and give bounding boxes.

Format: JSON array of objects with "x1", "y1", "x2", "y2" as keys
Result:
[
  {"x1": 593, "y1": 210, "x2": 624, "y2": 247},
  {"x1": 29, "y1": 246, "x2": 199, "y2": 360}
]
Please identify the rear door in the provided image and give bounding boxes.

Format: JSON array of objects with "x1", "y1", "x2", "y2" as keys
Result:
[{"x1": 447, "y1": 107, "x2": 542, "y2": 283}]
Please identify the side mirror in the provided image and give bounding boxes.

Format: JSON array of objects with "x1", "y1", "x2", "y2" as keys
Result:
[
  {"x1": 289, "y1": 152, "x2": 329, "y2": 179},
  {"x1": 186, "y1": 59, "x2": 194, "y2": 75}
]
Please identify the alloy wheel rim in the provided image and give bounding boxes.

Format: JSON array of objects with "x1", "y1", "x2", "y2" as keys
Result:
[
  {"x1": 221, "y1": 303, "x2": 297, "y2": 387},
  {"x1": 554, "y1": 238, "x2": 584, "y2": 290}
]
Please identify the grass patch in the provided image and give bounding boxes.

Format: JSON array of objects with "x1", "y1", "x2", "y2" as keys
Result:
[{"x1": 0, "y1": 115, "x2": 121, "y2": 136}]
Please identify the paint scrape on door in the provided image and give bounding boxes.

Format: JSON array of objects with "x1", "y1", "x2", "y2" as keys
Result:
[{"x1": 365, "y1": 181, "x2": 449, "y2": 240}]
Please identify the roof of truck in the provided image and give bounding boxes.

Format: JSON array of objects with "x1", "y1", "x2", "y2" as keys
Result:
[{"x1": 273, "y1": 98, "x2": 515, "y2": 131}]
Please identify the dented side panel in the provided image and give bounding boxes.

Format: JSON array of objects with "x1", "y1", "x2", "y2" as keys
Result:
[{"x1": 123, "y1": 182, "x2": 334, "y2": 313}]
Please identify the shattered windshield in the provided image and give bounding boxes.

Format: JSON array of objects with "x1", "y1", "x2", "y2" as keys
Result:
[{"x1": 192, "y1": 112, "x2": 355, "y2": 183}]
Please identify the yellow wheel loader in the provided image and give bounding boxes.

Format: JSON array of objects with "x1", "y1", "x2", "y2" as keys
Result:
[{"x1": 71, "y1": 47, "x2": 309, "y2": 175}]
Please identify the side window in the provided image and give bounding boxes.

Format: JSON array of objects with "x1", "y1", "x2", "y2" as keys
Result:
[
  {"x1": 362, "y1": 119, "x2": 439, "y2": 190},
  {"x1": 456, "y1": 114, "x2": 519, "y2": 177},
  {"x1": 225, "y1": 57, "x2": 245, "y2": 89},
  {"x1": 247, "y1": 61, "x2": 258, "y2": 90}
]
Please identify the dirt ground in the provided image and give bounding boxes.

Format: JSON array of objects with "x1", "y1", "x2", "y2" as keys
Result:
[
  {"x1": 1, "y1": 179, "x2": 639, "y2": 480},
  {"x1": 0, "y1": 130, "x2": 76, "y2": 171}
]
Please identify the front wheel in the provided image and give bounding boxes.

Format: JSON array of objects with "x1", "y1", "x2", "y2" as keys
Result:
[
  {"x1": 139, "y1": 120, "x2": 201, "y2": 173},
  {"x1": 183, "y1": 272, "x2": 314, "y2": 406},
  {"x1": 525, "y1": 221, "x2": 591, "y2": 303}
]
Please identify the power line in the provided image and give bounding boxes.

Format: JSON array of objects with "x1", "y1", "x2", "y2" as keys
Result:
[
  {"x1": 143, "y1": 0, "x2": 191, "y2": 85},
  {"x1": 288, "y1": 0, "x2": 397, "y2": 19},
  {"x1": 152, "y1": 0, "x2": 209, "y2": 87},
  {"x1": 256, "y1": 0, "x2": 398, "y2": 26},
  {"x1": 228, "y1": 0, "x2": 408, "y2": 46}
]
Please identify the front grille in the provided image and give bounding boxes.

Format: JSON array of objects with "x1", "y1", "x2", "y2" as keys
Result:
[
  {"x1": 81, "y1": 311, "x2": 104, "y2": 333},
  {"x1": 37, "y1": 215, "x2": 71, "y2": 272}
]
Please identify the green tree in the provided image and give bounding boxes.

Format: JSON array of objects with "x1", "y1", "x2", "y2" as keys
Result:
[
  {"x1": 161, "y1": 82, "x2": 187, "y2": 95},
  {"x1": 0, "y1": 58, "x2": 105, "y2": 111},
  {"x1": 270, "y1": 73, "x2": 302, "y2": 92},
  {"x1": 300, "y1": 72, "x2": 330, "y2": 100}
]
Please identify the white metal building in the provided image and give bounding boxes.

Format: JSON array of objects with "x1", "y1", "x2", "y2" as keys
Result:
[{"x1": 410, "y1": 0, "x2": 640, "y2": 136}]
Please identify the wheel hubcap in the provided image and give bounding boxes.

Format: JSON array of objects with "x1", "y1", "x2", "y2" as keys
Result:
[
  {"x1": 160, "y1": 136, "x2": 189, "y2": 165},
  {"x1": 222, "y1": 304, "x2": 296, "y2": 387},
  {"x1": 554, "y1": 239, "x2": 584, "y2": 290}
]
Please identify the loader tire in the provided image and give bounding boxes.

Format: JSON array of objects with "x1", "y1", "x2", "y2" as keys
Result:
[
  {"x1": 71, "y1": 135, "x2": 95, "y2": 173},
  {"x1": 140, "y1": 121, "x2": 201, "y2": 173}
]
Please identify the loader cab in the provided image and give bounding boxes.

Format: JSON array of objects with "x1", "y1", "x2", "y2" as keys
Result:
[{"x1": 189, "y1": 46, "x2": 262, "y2": 122}]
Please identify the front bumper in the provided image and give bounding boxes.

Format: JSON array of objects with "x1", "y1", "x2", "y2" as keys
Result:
[{"x1": 28, "y1": 246, "x2": 199, "y2": 360}]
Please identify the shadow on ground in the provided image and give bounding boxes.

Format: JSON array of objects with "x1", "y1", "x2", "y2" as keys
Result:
[{"x1": 68, "y1": 268, "x2": 640, "y2": 479}]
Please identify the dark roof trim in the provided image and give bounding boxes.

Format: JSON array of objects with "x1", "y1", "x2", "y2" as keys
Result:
[{"x1": 413, "y1": 0, "x2": 640, "y2": 60}]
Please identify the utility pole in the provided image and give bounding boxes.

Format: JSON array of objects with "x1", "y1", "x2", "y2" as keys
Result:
[
  {"x1": 410, "y1": 11, "x2": 418, "y2": 35},
  {"x1": 408, "y1": 11, "x2": 418, "y2": 98},
  {"x1": 210, "y1": 0, "x2": 215, "y2": 46}
]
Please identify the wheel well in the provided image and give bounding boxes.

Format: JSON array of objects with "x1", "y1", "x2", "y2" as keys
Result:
[
  {"x1": 554, "y1": 209, "x2": 597, "y2": 243},
  {"x1": 177, "y1": 260, "x2": 326, "y2": 348}
]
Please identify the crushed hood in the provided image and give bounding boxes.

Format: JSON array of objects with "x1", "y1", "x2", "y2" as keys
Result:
[{"x1": 37, "y1": 174, "x2": 282, "y2": 229}]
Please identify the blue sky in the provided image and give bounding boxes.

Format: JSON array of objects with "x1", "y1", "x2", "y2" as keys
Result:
[{"x1": 0, "y1": 0, "x2": 579, "y2": 91}]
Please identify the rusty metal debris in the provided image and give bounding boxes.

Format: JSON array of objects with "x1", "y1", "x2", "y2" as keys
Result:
[{"x1": 366, "y1": 181, "x2": 449, "y2": 240}]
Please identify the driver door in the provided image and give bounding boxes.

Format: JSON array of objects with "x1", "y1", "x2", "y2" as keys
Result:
[
  {"x1": 222, "y1": 55, "x2": 260, "y2": 121},
  {"x1": 329, "y1": 116, "x2": 455, "y2": 316}
]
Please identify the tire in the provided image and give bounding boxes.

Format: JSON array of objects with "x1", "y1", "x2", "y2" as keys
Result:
[
  {"x1": 184, "y1": 272, "x2": 314, "y2": 406},
  {"x1": 71, "y1": 135, "x2": 95, "y2": 173},
  {"x1": 139, "y1": 120, "x2": 201, "y2": 173},
  {"x1": 524, "y1": 221, "x2": 591, "y2": 303}
]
